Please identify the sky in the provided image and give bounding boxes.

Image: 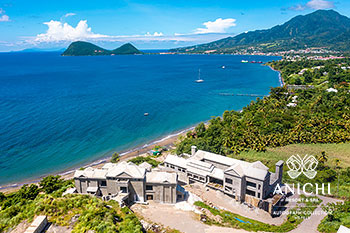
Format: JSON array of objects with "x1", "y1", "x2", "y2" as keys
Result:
[{"x1": 0, "y1": 0, "x2": 348, "y2": 51}]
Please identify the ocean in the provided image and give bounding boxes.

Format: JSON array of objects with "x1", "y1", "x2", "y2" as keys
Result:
[{"x1": 0, "y1": 52, "x2": 280, "y2": 186}]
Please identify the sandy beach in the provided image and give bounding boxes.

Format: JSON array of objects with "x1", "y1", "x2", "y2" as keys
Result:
[{"x1": 0, "y1": 129, "x2": 190, "y2": 194}]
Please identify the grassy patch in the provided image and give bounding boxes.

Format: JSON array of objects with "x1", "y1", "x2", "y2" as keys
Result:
[
  {"x1": 318, "y1": 200, "x2": 350, "y2": 233},
  {"x1": 235, "y1": 143, "x2": 350, "y2": 169},
  {"x1": 128, "y1": 156, "x2": 161, "y2": 168},
  {"x1": 195, "y1": 195, "x2": 321, "y2": 232}
]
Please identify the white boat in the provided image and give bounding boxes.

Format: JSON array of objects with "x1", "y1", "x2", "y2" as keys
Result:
[
  {"x1": 144, "y1": 113, "x2": 149, "y2": 116},
  {"x1": 195, "y1": 69, "x2": 204, "y2": 83},
  {"x1": 222, "y1": 66, "x2": 225, "y2": 69},
  {"x1": 241, "y1": 60, "x2": 249, "y2": 63}
]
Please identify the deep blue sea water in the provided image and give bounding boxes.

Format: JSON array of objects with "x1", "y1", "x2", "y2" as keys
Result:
[{"x1": 0, "y1": 52, "x2": 280, "y2": 186}]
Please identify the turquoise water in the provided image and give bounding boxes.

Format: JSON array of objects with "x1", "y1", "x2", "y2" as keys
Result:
[{"x1": 0, "y1": 53, "x2": 280, "y2": 186}]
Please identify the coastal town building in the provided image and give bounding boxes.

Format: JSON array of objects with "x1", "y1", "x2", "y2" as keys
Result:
[
  {"x1": 163, "y1": 146, "x2": 285, "y2": 213},
  {"x1": 74, "y1": 161, "x2": 184, "y2": 205}
]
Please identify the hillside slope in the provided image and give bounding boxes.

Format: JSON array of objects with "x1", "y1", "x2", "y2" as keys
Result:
[{"x1": 172, "y1": 10, "x2": 350, "y2": 53}]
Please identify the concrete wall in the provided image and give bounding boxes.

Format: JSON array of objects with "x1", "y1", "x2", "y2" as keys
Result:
[
  {"x1": 245, "y1": 176, "x2": 265, "y2": 200},
  {"x1": 164, "y1": 163, "x2": 186, "y2": 173},
  {"x1": 224, "y1": 171, "x2": 244, "y2": 201},
  {"x1": 187, "y1": 172, "x2": 207, "y2": 184},
  {"x1": 25, "y1": 216, "x2": 47, "y2": 233},
  {"x1": 75, "y1": 178, "x2": 107, "y2": 196},
  {"x1": 145, "y1": 183, "x2": 177, "y2": 203},
  {"x1": 129, "y1": 179, "x2": 145, "y2": 202}
]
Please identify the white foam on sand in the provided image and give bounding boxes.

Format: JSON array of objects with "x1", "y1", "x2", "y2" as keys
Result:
[{"x1": 175, "y1": 191, "x2": 202, "y2": 214}]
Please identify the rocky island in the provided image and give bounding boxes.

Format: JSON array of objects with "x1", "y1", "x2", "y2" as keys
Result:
[{"x1": 62, "y1": 41, "x2": 142, "y2": 56}]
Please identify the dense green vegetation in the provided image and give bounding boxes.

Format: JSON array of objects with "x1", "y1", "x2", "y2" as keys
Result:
[
  {"x1": 172, "y1": 10, "x2": 350, "y2": 53},
  {"x1": 62, "y1": 41, "x2": 142, "y2": 56},
  {"x1": 0, "y1": 176, "x2": 142, "y2": 232},
  {"x1": 318, "y1": 201, "x2": 350, "y2": 232},
  {"x1": 175, "y1": 57, "x2": 350, "y2": 232},
  {"x1": 128, "y1": 156, "x2": 161, "y2": 168},
  {"x1": 176, "y1": 87, "x2": 350, "y2": 155},
  {"x1": 269, "y1": 58, "x2": 350, "y2": 85},
  {"x1": 111, "y1": 152, "x2": 120, "y2": 163},
  {"x1": 176, "y1": 57, "x2": 350, "y2": 200},
  {"x1": 195, "y1": 195, "x2": 321, "y2": 232}
]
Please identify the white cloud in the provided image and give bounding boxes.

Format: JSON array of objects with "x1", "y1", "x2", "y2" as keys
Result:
[
  {"x1": 145, "y1": 32, "x2": 164, "y2": 36},
  {"x1": 34, "y1": 20, "x2": 107, "y2": 42},
  {"x1": 194, "y1": 18, "x2": 236, "y2": 34},
  {"x1": 288, "y1": 4, "x2": 307, "y2": 11},
  {"x1": 64, "y1": 13, "x2": 76, "y2": 18},
  {"x1": 26, "y1": 18, "x2": 233, "y2": 47},
  {"x1": 306, "y1": 0, "x2": 334, "y2": 9},
  {"x1": 0, "y1": 14, "x2": 9, "y2": 22},
  {"x1": 0, "y1": 8, "x2": 10, "y2": 22},
  {"x1": 289, "y1": 0, "x2": 334, "y2": 11}
]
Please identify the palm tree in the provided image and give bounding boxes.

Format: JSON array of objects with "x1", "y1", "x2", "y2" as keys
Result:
[
  {"x1": 334, "y1": 158, "x2": 341, "y2": 195},
  {"x1": 318, "y1": 151, "x2": 328, "y2": 164}
]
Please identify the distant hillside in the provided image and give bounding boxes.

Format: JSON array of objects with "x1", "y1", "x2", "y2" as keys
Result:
[
  {"x1": 172, "y1": 10, "x2": 350, "y2": 53},
  {"x1": 62, "y1": 41, "x2": 142, "y2": 56}
]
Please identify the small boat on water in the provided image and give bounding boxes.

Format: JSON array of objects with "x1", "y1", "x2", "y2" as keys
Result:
[
  {"x1": 144, "y1": 113, "x2": 149, "y2": 116},
  {"x1": 195, "y1": 69, "x2": 204, "y2": 83},
  {"x1": 222, "y1": 66, "x2": 225, "y2": 69},
  {"x1": 241, "y1": 60, "x2": 248, "y2": 63}
]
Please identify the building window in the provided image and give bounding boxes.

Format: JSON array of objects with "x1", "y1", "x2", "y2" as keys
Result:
[
  {"x1": 171, "y1": 165, "x2": 175, "y2": 169},
  {"x1": 258, "y1": 184, "x2": 261, "y2": 189},
  {"x1": 194, "y1": 175, "x2": 199, "y2": 179},
  {"x1": 225, "y1": 178, "x2": 233, "y2": 184},
  {"x1": 146, "y1": 185, "x2": 153, "y2": 191},
  {"x1": 258, "y1": 193, "x2": 261, "y2": 198},
  {"x1": 100, "y1": 181, "x2": 107, "y2": 187},
  {"x1": 120, "y1": 187, "x2": 128, "y2": 193},
  {"x1": 225, "y1": 186, "x2": 233, "y2": 191},
  {"x1": 246, "y1": 189, "x2": 256, "y2": 196},
  {"x1": 246, "y1": 181, "x2": 257, "y2": 188}
]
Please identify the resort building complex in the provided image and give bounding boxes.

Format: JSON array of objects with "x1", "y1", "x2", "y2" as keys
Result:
[
  {"x1": 74, "y1": 146, "x2": 284, "y2": 213},
  {"x1": 74, "y1": 161, "x2": 184, "y2": 204},
  {"x1": 164, "y1": 146, "x2": 285, "y2": 212}
]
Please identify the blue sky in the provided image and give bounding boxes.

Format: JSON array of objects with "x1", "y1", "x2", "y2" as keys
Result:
[{"x1": 0, "y1": 0, "x2": 348, "y2": 51}]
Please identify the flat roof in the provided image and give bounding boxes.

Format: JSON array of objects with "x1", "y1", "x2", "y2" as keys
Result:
[{"x1": 146, "y1": 171, "x2": 177, "y2": 184}]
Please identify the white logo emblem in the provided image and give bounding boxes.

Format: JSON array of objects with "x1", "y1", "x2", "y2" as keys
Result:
[{"x1": 286, "y1": 154, "x2": 318, "y2": 179}]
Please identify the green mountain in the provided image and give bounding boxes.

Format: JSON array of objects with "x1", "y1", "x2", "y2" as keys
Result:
[
  {"x1": 111, "y1": 43, "x2": 141, "y2": 55},
  {"x1": 172, "y1": 10, "x2": 350, "y2": 53},
  {"x1": 62, "y1": 41, "x2": 142, "y2": 56}
]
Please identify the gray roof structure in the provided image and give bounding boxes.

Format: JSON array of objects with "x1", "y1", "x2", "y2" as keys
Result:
[
  {"x1": 146, "y1": 171, "x2": 177, "y2": 184},
  {"x1": 106, "y1": 161, "x2": 146, "y2": 178},
  {"x1": 165, "y1": 149, "x2": 271, "y2": 180}
]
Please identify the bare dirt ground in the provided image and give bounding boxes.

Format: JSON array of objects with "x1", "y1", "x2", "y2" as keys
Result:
[
  {"x1": 185, "y1": 184, "x2": 287, "y2": 225},
  {"x1": 131, "y1": 201, "x2": 251, "y2": 233},
  {"x1": 132, "y1": 185, "x2": 342, "y2": 233}
]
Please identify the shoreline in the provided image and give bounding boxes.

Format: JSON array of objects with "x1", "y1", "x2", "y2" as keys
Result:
[
  {"x1": 267, "y1": 65, "x2": 284, "y2": 86},
  {"x1": 0, "y1": 125, "x2": 196, "y2": 194}
]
